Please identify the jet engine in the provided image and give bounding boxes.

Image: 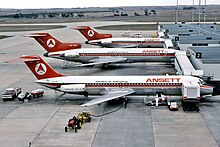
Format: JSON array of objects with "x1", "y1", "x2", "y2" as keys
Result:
[
  {"x1": 61, "y1": 52, "x2": 80, "y2": 58},
  {"x1": 60, "y1": 84, "x2": 85, "y2": 93},
  {"x1": 101, "y1": 41, "x2": 111, "y2": 44}
]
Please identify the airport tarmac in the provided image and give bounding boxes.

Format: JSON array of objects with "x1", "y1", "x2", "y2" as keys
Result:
[{"x1": 0, "y1": 21, "x2": 220, "y2": 147}]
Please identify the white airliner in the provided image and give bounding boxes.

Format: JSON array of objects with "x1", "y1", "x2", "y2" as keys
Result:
[
  {"x1": 44, "y1": 48, "x2": 177, "y2": 66},
  {"x1": 73, "y1": 26, "x2": 173, "y2": 48},
  {"x1": 27, "y1": 33, "x2": 175, "y2": 67},
  {"x1": 7, "y1": 55, "x2": 213, "y2": 107}
]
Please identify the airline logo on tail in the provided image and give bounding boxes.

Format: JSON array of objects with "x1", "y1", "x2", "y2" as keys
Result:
[
  {"x1": 88, "y1": 30, "x2": 95, "y2": 37},
  {"x1": 73, "y1": 26, "x2": 112, "y2": 41},
  {"x1": 47, "y1": 39, "x2": 56, "y2": 48},
  {"x1": 35, "y1": 63, "x2": 47, "y2": 75}
]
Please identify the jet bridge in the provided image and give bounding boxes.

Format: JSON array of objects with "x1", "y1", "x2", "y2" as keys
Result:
[{"x1": 174, "y1": 51, "x2": 204, "y2": 77}]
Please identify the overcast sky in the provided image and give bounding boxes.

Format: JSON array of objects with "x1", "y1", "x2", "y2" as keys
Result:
[{"x1": 1, "y1": 0, "x2": 220, "y2": 9}]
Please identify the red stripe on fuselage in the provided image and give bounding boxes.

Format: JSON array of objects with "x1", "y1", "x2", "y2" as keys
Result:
[
  {"x1": 85, "y1": 83, "x2": 182, "y2": 88},
  {"x1": 38, "y1": 82, "x2": 182, "y2": 89},
  {"x1": 79, "y1": 53, "x2": 175, "y2": 57}
]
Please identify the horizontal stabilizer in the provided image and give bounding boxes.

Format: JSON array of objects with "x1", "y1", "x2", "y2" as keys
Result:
[
  {"x1": 5, "y1": 55, "x2": 40, "y2": 63},
  {"x1": 73, "y1": 26, "x2": 88, "y2": 30},
  {"x1": 24, "y1": 34, "x2": 47, "y2": 37}
]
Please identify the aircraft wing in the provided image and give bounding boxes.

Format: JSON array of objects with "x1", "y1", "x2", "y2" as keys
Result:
[
  {"x1": 81, "y1": 88, "x2": 134, "y2": 107},
  {"x1": 77, "y1": 57, "x2": 127, "y2": 67}
]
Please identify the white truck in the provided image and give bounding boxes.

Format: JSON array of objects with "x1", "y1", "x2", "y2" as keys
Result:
[
  {"x1": 2, "y1": 87, "x2": 21, "y2": 101},
  {"x1": 181, "y1": 82, "x2": 200, "y2": 111},
  {"x1": 182, "y1": 82, "x2": 200, "y2": 101}
]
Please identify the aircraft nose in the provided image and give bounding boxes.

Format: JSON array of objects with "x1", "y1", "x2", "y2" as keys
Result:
[
  {"x1": 201, "y1": 85, "x2": 214, "y2": 95},
  {"x1": 43, "y1": 52, "x2": 49, "y2": 57}
]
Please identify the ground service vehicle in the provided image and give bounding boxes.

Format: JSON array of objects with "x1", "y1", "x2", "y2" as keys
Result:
[
  {"x1": 182, "y1": 101, "x2": 200, "y2": 112},
  {"x1": 18, "y1": 92, "x2": 32, "y2": 101},
  {"x1": 65, "y1": 116, "x2": 82, "y2": 133},
  {"x1": 31, "y1": 89, "x2": 44, "y2": 98},
  {"x1": 168, "y1": 101, "x2": 179, "y2": 111},
  {"x1": 65, "y1": 112, "x2": 91, "y2": 132},
  {"x1": 146, "y1": 98, "x2": 167, "y2": 106},
  {"x1": 77, "y1": 112, "x2": 91, "y2": 123},
  {"x1": 2, "y1": 87, "x2": 21, "y2": 101},
  {"x1": 181, "y1": 82, "x2": 200, "y2": 112}
]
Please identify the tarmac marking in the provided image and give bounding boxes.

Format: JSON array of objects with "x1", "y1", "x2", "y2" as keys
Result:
[
  {"x1": 1, "y1": 103, "x2": 21, "y2": 120},
  {"x1": 31, "y1": 101, "x2": 65, "y2": 145},
  {"x1": 91, "y1": 104, "x2": 106, "y2": 147}
]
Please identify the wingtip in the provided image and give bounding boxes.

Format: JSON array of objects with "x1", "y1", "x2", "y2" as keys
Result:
[
  {"x1": 73, "y1": 26, "x2": 88, "y2": 30},
  {"x1": 81, "y1": 104, "x2": 88, "y2": 107},
  {"x1": 24, "y1": 33, "x2": 48, "y2": 38}
]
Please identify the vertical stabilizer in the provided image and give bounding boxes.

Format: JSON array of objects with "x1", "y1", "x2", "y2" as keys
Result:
[
  {"x1": 20, "y1": 55, "x2": 63, "y2": 79},
  {"x1": 73, "y1": 26, "x2": 112, "y2": 41},
  {"x1": 27, "y1": 33, "x2": 81, "y2": 52}
]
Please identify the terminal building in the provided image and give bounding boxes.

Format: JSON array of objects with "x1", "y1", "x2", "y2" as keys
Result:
[
  {"x1": 187, "y1": 46, "x2": 220, "y2": 91},
  {"x1": 158, "y1": 23, "x2": 220, "y2": 91},
  {"x1": 158, "y1": 23, "x2": 220, "y2": 51}
]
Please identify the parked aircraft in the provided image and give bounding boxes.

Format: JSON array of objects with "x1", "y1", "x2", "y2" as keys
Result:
[
  {"x1": 31, "y1": 44, "x2": 177, "y2": 66},
  {"x1": 7, "y1": 55, "x2": 213, "y2": 106},
  {"x1": 27, "y1": 33, "x2": 176, "y2": 67},
  {"x1": 73, "y1": 26, "x2": 172, "y2": 48},
  {"x1": 26, "y1": 33, "x2": 81, "y2": 53}
]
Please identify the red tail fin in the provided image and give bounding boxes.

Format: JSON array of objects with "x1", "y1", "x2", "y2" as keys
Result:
[
  {"x1": 73, "y1": 26, "x2": 112, "y2": 41},
  {"x1": 19, "y1": 55, "x2": 63, "y2": 80},
  {"x1": 27, "y1": 33, "x2": 81, "y2": 52}
]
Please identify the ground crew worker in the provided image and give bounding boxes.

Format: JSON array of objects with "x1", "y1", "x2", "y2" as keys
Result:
[
  {"x1": 124, "y1": 98, "x2": 128, "y2": 108},
  {"x1": 161, "y1": 94, "x2": 165, "y2": 101},
  {"x1": 155, "y1": 97, "x2": 159, "y2": 107},
  {"x1": 72, "y1": 116, "x2": 76, "y2": 121}
]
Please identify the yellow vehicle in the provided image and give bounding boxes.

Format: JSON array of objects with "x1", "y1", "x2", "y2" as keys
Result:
[
  {"x1": 77, "y1": 112, "x2": 91, "y2": 123},
  {"x1": 65, "y1": 112, "x2": 91, "y2": 133}
]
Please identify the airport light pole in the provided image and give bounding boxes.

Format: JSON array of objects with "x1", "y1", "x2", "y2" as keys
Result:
[
  {"x1": 175, "y1": 0, "x2": 179, "y2": 24},
  {"x1": 214, "y1": 13, "x2": 217, "y2": 24},
  {"x1": 203, "y1": 0, "x2": 206, "y2": 27},
  {"x1": 192, "y1": 0, "x2": 194, "y2": 23},
  {"x1": 198, "y1": 0, "x2": 201, "y2": 34},
  {"x1": 210, "y1": 13, "x2": 217, "y2": 24}
]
